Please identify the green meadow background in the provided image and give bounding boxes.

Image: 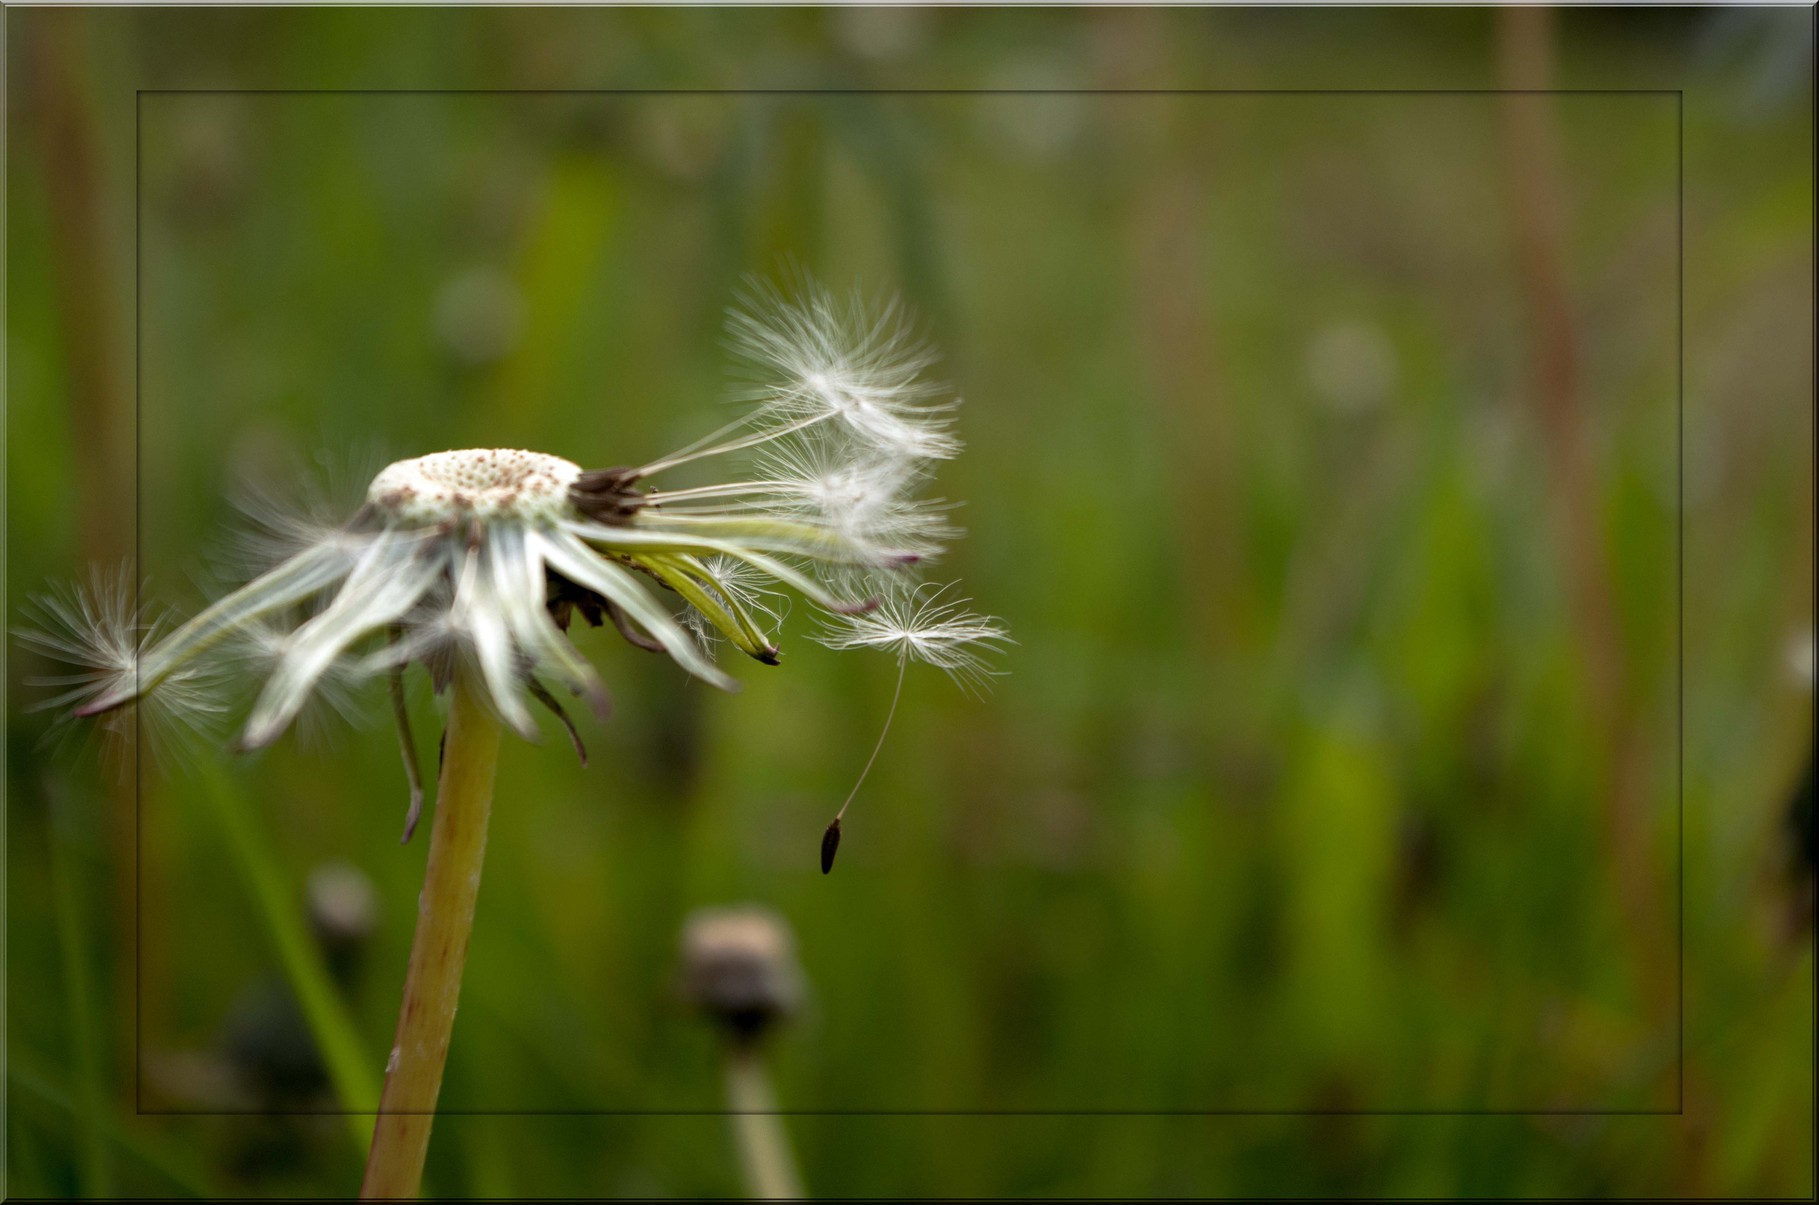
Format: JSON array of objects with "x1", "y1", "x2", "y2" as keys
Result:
[{"x1": 6, "y1": 6, "x2": 1813, "y2": 1198}]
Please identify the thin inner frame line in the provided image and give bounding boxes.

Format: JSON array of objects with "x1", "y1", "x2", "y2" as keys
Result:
[{"x1": 129, "y1": 84, "x2": 1686, "y2": 1122}]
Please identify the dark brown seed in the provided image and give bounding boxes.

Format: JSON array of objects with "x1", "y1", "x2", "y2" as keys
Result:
[{"x1": 820, "y1": 818, "x2": 842, "y2": 875}]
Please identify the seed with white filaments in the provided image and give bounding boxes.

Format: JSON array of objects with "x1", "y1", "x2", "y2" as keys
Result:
[
  {"x1": 811, "y1": 581, "x2": 1008, "y2": 873},
  {"x1": 816, "y1": 583, "x2": 1011, "y2": 693},
  {"x1": 17, "y1": 567, "x2": 228, "y2": 762},
  {"x1": 724, "y1": 279, "x2": 961, "y2": 462}
]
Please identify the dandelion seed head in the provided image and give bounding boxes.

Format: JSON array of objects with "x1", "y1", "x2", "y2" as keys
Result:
[
  {"x1": 368, "y1": 449, "x2": 583, "y2": 526},
  {"x1": 36, "y1": 275, "x2": 1003, "y2": 802}
]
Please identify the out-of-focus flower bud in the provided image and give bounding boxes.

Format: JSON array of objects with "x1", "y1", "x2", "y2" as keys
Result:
[
  {"x1": 678, "y1": 906, "x2": 804, "y2": 1041},
  {"x1": 308, "y1": 860, "x2": 378, "y2": 981}
]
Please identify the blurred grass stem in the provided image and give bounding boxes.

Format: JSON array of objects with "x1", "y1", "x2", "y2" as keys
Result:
[
  {"x1": 724, "y1": 1042, "x2": 804, "y2": 1200},
  {"x1": 27, "y1": 7, "x2": 140, "y2": 1075},
  {"x1": 361, "y1": 672, "x2": 503, "y2": 1199},
  {"x1": 46, "y1": 783, "x2": 113, "y2": 1197},
  {"x1": 196, "y1": 763, "x2": 377, "y2": 1147},
  {"x1": 9, "y1": 1054, "x2": 214, "y2": 1196},
  {"x1": 1497, "y1": 5, "x2": 1670, "y2": 1025}
]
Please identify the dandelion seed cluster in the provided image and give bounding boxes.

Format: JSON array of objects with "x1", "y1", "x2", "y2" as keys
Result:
[{"x1": 25, "y1": 279, "x2": 1007, "y2": 763}]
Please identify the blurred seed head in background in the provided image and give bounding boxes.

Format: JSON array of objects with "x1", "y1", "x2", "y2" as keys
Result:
[{"x1": 678, "y1": 905, "x2": 805, "y2": 1042}]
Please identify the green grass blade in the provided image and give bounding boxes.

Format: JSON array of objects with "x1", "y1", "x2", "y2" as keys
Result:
[
  {"x1": 9, "y1": 1057, "x2": 216, "y2": 1197},
  {"x1": 195, "y1": 762, "x2": 378, "y2": 1149},
  {"x1": 46, "y1": 798, "x2": 113, "y2": 1198}
]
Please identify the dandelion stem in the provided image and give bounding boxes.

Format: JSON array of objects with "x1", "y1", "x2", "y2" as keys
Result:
[
  {"x1": 360, "y1": 670, "x2": 503, "y2": 1199},
  {"x1": 724, "y1": 1043, "x2": 804, "y2": 1200}
]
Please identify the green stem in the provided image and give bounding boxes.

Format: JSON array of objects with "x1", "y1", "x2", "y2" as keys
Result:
[
  {"x1": 725, "y1": 1043, "x2": 804, "y2": 1200},
  {"x1": 360, "y1": 671, "x2": 503, "y2": 1199}
]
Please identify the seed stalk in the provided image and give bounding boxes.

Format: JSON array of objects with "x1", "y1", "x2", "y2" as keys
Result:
[{"x1": 360, "y1": 671, "x2": 502, "y2": 1199}]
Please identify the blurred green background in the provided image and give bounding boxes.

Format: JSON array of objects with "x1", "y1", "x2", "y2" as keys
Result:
[{"x1": 6, "y1": 5, "x2": 1812, "y2": 1198}]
